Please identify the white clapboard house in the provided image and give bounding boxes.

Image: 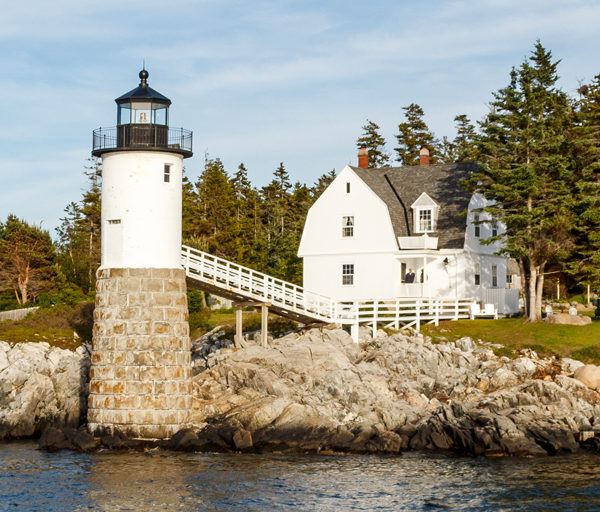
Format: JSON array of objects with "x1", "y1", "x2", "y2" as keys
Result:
[{"x1": 298, "y1": 149, "x2": 520, "y2": 316}]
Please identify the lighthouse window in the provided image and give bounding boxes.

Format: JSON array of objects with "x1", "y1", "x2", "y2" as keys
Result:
[
  {"x1": 164, "y1": 164, "x2": 171, "y2": 183},
  {"x1": 108, "y1": 219, "x2": 121, "y2": 225}
]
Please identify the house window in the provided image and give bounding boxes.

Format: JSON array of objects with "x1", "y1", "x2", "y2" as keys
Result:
[
  {"x1": 164, "y1": 164, "x2": 171, "y2": 183},
  {"x1": 346, "y1": 182, "x2": 351, "y2": 194},
  {"x1": 474, "y1": 214, "x2": 480, "y2": 238},
  {"x1": 474, "y1": 263, "x2": 480, "y2": 286},
  {"x1": 342, "y1": 216, "x2": 354, "y2": 237},
  {"x1": 342, "y1": 264, "x2": 354, "y2": 285},
  {"x1": 492, "y1": 265, "x2": 498, "y2": 287},
  {"x1": 418, "y1": 209, "x2": 433, "y2": 232},
  {"x1": 492, "y1": 221, "x2": 498, "y2": 238},
  {"x1": 107, "y1": 219, "x2": 121, "y2": 225}
]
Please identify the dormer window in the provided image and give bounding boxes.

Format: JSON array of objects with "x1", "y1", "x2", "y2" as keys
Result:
[
  {"x1": 418, "y1": 209, "x2": 433, "y2": 232},
  {"x1": 411, "y1": 192, "x2": 438, "y2": 234}
]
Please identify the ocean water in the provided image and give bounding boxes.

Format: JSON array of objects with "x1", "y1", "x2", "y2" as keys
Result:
[{"x1": 1, "y1": 441, "x2": 599, "y2": 511}]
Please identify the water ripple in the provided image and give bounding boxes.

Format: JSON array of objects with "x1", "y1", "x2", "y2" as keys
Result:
[{"x1": 1, "y1": 441, "x2": 600, "y2": 511}]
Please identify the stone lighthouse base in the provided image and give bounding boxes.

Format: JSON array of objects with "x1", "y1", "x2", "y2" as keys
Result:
[{"x1": 87, "y1": 268, "x2": 193, "y2": 439}]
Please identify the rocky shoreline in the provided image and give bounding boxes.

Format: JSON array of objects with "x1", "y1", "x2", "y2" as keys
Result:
[{"x1": 2, "y1": 327, "x2": 600, "y2": 456}]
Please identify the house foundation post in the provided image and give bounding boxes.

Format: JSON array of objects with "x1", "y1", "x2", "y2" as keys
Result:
[
  {"x1": 234, "y1": 305, "x2": 243, "y2": 348},
  {"x1": 260, "y1": 304, "x2": 268, "y2": 347}
]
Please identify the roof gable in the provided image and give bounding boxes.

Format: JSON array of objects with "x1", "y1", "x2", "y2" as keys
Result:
[{"x1": 411, "y1": 192, "x2": 439, "y2": 209}]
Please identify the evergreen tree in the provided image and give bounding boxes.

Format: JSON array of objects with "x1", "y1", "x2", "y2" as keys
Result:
[
  {"x1": 195, "y1": 157, "x2": 236, "y2": 257},
  {"x1": 356, "y1": 120, "x2": 389, "y2": 167},
  {"x1": 394, "y1": 104, "x2": 438, "y2": 165},
  {"x1": 438, "y1": 136, "x2": 456, "y2": 164},
  {"x1": 472, "y1": 41, "x2": 578, "y2": 321},
  {"x1": 453, "y1": 114, "x2": 477, "y2": 162},
  {"x1": 0, "y1": 215, "x2": 56, "y2": 304},
  {"x1": 566, "y1": 74, "x2": 600, "y2": 290},
  {"x1": 311, "y1": 169, "x2": 336, "y2": 201},
  {"x1": 56, "y1": 158, "x2": 102, "y2": 292}
]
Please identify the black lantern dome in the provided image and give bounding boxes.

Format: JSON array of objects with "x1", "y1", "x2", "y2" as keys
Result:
[{"x1": 92, "y1": 69, "x2": 192, "y2": 158}]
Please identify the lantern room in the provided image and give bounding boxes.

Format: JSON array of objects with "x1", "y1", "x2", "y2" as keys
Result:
[
  {"x1": 92, "y1": 69, "x2": 192, "y2": 158},
  {"x1": 116, "y1": 69, "x2": 171, "y2": 126}
]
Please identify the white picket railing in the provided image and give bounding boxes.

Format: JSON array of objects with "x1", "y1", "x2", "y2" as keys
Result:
[
  {"x1": 181, "y1": 245, "x2": 336, "y2": 322},
  {"x1": 181, "y1": 245, "x2": 474, "y2": 335}
]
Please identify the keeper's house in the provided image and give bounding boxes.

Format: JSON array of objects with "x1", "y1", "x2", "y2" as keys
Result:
[{"x1": 298, "y1": 148, "x2": 520, "y2": 315}]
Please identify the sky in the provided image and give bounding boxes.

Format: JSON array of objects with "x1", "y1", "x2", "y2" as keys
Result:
[{"x1": 1, "y1": 0, "x2": 599, "y2": 234}]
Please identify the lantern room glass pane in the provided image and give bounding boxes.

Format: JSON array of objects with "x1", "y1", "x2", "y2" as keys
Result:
[
  {"x1": 117, "y1": 103, "x2": 131, "y2": 125},
  {"x1": 153, "y1": 106, "x2": 168, "y2": 125}
]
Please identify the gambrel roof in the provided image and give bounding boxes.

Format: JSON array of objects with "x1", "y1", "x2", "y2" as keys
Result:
[{"x1": 350, "y1": 162, "x2": 478, "y2": 249}]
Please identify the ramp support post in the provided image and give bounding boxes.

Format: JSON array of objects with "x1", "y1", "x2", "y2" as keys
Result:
[
  {"x1": 234, "y1": 305, "x2": 243, "y2": 348},
  {"x1": 261, "y1": 304, "x2": 269, "y2": 347}
]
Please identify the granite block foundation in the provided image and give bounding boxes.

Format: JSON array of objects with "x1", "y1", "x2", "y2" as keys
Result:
[{"x1": 88, "y1": 268, "x2": 192, "y2": 439}]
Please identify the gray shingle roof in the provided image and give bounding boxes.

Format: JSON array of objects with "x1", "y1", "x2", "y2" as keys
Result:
[{"x1": 351, "y1": 162, "x2": 479, "y2": 249}]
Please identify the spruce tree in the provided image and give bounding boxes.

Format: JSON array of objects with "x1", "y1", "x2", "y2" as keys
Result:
[
  {"x1": 453, "y1": 114, "x2": 477, "y2": 162},
  {"x1": 394, "y1": 103, "x2": 438, "y2": 165},
  {"x1": 356, "y1": 120, "x2": 389, "y2": 167},
  {"x1": 56, "y1": 158, "x2": 102, "y2": 292},
  {"x1": 472, "y1": 41, "x2": 577, "y2": 321},
  {"x1": 566, "y1": 74, "x2": 600, "y2": 291}
]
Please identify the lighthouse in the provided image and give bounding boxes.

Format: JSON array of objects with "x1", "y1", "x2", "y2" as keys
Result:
[{"x1": 88, "y1": 69, "x2": 193, "y2": 440}]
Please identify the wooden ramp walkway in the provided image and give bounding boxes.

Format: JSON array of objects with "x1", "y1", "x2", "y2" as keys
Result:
[{"x1": 181, "y1": 245, "x2": 473, "y2": 341}]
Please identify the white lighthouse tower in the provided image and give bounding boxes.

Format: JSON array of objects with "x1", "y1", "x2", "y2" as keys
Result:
[{"x1": 88, "y1": 69, "x2": 194, "y2": 440}]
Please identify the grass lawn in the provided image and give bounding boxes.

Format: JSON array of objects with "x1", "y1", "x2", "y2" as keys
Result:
[{"x1": 421, "y1": 315, "x2": 600, "y2": 363}]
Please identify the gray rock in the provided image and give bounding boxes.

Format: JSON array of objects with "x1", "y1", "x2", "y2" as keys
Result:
[
  {"x1": 561, "y1": 358, "x2": 585, "y2": 374},
  {"x1": 456, "y1": 337, "x2": 476, "y2": 352},
  {"x1": 0, "y1": 342, "x2": 89, "y2": 439}
]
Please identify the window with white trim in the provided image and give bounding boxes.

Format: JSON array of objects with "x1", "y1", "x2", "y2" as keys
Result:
[
  {"x1": 342, "y1": 216, "x2": 354, "y2": 237},
  {"x1": 342, "y1": 264, "x2": 354, "y2": 285},
  {"x1": 346, "y1": 182, "x2": 351, "y2": 194},
  {"x1": 474, "y1": 214, "x2": 481, "y2": 238},
  {"x1": 492, "y1": 265, "x2": 498, "y2": 287},
  {"x1": 474, "y1": 263, "x2": 480, "y2": 286},
  {"x1": 492, "y1": 221, "x2": 498, "y2": 238},
  {"x1": 418, "y1": 208, "x2": 433, "y2": 232},
  {"x1": 164, "y1": 164, "x2": 171, "y2": 183}
]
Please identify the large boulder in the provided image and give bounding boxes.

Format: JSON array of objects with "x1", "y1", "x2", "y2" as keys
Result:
[
  {"x1": 0, "y1": 341, "x2": 90, "y2": 438},
  {"x1": 544, "y1": 313, "x2": 592, "y2": 326},
  {"x1": 574, "y1": 364, "x2": 600, "y2": 390}
]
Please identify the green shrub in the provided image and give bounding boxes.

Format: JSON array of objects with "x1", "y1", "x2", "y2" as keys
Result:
[
  {"x1": 36, "y1": 285, "x2": 91, "y2": 308},
  {"x1": 189, "y1": 308, "x2": 212, "y2": 332},
  {"x1": 187, "y1": 290, "x2": 206, "y2": 314}
]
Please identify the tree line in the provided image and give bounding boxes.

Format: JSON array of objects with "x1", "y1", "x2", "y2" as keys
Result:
[{"x1": 0, "y1": 41, "x2": 598, "y2": 323}]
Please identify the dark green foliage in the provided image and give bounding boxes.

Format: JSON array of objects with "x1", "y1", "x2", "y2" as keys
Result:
[
  {"x1": 470, "y1": 41, "x2": 588, "y2": 321},
  {"x1": 453, "y1": 114, "x2": 477, "y2": 162},
  {"x1": 356, "y1": 119, "x2": 390, "y2": 167},
  {"x1": 55, "y1": 159, "x2": 102, "y2": 293},
  {"x1": 394, "y1": 103, "x2": 439, "y2": 165},
  {"x1": 0, "y1": 214, "x2": 57, "y2": 305},
  {"x1": 36, "y1": 285, "x2": 90, "y2": 308},
  {"x1": 565, "y1": 74, "x2": 600, "y2": 288}
]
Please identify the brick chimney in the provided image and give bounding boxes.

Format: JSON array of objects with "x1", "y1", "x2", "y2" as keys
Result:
[
  {"x1": 419, "y1": 146, "x2": 430, "y2": 166},
  {"x1": 358, "y1": 147, "x2": 369, "y2": 169}
]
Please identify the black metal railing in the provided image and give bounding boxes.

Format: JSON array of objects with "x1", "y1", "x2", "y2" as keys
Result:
[{"x1": 92, "y1": 125, "x2": 193, "y2": 157}]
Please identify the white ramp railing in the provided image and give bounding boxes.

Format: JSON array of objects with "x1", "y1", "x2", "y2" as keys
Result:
[
  {"x1": 181, "y1": 245, "x2": 336, "y2": 323},
  {"x1": 181, "y1": 245, "x2": 476, "y2": 337}
]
